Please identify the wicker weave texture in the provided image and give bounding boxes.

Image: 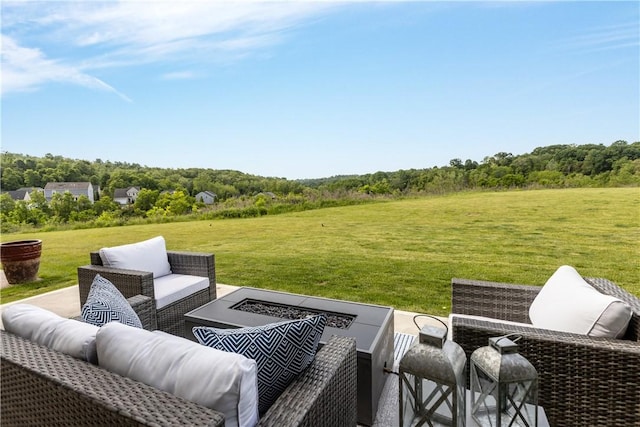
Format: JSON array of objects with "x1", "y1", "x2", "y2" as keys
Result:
[
  {"x1": 258, "y1": 335, "x2": 358, "y2": 427},
  {"x1": 78, "y1": 250, "x2": 216, "y2": 335},
  {"x1": 1, "y1": 330, "x2": 224, "y2": 426},
  {"x1": 450, "y1": 277, "x2": 640, "y2": 427},
  {"x1": 1, "y1": 330, "x2": 358, "y2": 426}
]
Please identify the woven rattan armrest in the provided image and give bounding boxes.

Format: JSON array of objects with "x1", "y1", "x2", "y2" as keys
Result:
[
  {"x1": 0, "y1": 330, "x2": 224, "y2": 426},
  {"x1": 258, "y1": 335, "x2": 358, "y2": 427},
  {"x1": 78, "y1": 264, "x2": 154, "y2": 306},
  {"x1": 167, "y1": 251, "x2": 215, "y2": 277},
  {"x1": 451, "y1": 278, "x2": 541, "y2": 323},
  {"x1": 166, "y1": 251, "x2": 217, "y2": 300}
]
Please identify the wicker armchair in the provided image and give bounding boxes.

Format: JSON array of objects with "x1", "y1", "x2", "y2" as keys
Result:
[
  {"x1": 1, "y1": 330, "x2": 357, "y2": 426},
  {"x1": 78, "y1": 250, "x2": 216, "y2": 336},
  {"x1": 450, "y1": 277, "x2": 640, "y2": 427}
]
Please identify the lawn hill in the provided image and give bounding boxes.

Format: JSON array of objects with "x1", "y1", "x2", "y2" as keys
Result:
[{"x1": 1, "y1": 141, "x2": 638, "y2": 311}]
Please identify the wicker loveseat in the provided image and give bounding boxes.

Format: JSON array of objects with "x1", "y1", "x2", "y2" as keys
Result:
[
  {"x1": 450, "y1": 276, "x2": 640, "y2": 427},
  {"x1": 1, "y1": 327, "x2": 358, "y2": 426},
  {"x1": 78, "y1": 249, "x2": 216, "y2": 337}
]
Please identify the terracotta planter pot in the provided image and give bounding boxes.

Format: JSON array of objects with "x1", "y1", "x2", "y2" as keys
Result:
[{"x1": 0, "y1": 239, "x2": 42, "y2": 284}]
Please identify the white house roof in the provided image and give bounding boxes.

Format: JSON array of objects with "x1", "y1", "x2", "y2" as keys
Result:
[{"x1": 44, "y1": 182, "x2": 92, "y2": 190}]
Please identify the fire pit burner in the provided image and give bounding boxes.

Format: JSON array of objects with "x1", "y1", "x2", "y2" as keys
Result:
[{"x1": 231, "y1": 299, "x2": 355, "y2": 329}]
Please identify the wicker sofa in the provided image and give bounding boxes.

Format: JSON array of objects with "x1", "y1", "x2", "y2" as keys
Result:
[
  {"x1": 78, "y1": 249, "x2": 216, "y2": 337},
  {"x1": 1, "y1": 327, "x2": 358, "y2": 426},
  {"x1": 450, "y1": 276, "x2": 640, "y2": 427}
]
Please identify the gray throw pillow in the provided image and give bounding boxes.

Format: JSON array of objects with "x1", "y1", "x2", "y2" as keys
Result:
[
  {"x1": 193, "y1": 314, "x2": 327, "y2": 414},
  {"x1": 81, "y1": 274, "x2": 143, "y2": 328}
]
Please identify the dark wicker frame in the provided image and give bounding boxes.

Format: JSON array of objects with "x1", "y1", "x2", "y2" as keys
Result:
[
  {"x1": 77, "y1": 250, "x2": 216, "y2": 336},
  {"x1": 450, "y1": 277, "x2": 640, "y2": 427},
  {"x1": 1, "y1": 330, "x2": 358, "y2": 427}
]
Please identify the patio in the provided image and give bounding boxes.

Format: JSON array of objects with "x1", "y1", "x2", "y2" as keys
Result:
[
  {"x1": 3, "y1": 269, "x2": 638, "y2": 426},
  {"x1": 0, "y1": 273, "x2": 440, "y2": 426}
]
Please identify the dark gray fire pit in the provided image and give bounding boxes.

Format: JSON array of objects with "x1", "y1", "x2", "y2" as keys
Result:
[{"x1": 185, "y1": 287, "x2": 394, "y2": 426}]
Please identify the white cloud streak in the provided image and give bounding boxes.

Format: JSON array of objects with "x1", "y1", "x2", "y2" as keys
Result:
[
  {"x1": 1, "y1": 1, "x2": 337, "y2": 98},
  {"x1": 555, "y1": 21, "x2": 639, "y2": 54},
  {"x1": 1, "y1": 34, "x2": 132, "y2": 101}
]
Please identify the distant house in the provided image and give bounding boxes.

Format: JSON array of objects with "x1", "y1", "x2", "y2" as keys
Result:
[
  {"x1": 195, "y1": 191, "x2": 217, "y2": 204},
  {"x1": 6, "y1": 187, "x2": 43, "y2": 202},
  {"x1": 44, "y1": 182, "x2": 95, "y2": 203},
  {"x1": 113, "y1": 186, "x2": 141, "y2": 205}
]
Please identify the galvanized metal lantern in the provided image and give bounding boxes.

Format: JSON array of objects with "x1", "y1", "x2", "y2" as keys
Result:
[
  {"x1": 470, "y1": 335, "x2": 538, "y2": 427},
  {"x1": 399, "y1": 318, "x2": 466, "y2": 427}
]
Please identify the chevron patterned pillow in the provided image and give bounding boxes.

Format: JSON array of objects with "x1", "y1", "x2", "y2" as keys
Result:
[
  {"x1": 193, "y1": 313, "x2": 327, "y2": 414},
  {"x1": 81, "y1": 274, "x2": 143, "y2": 329}
]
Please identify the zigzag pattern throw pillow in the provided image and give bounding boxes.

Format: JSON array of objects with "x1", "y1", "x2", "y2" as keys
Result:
[
  {"x1": 81, "y1": 274, "x2": 143, "y2": 329},
  {"x1": 193, "y1": 314, "x2": 327, "y2": 414}
]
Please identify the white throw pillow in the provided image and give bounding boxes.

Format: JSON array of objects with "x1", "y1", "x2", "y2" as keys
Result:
[
  {"x1": 2, "y1": 303, "x2": 99, "y2": 364},
  {"x1": 96, "y1": 322, "x2": 259, "y2": 427},
  {"x1": 529, "y1": 265, "x2": 632, "y2": 338},
  {"x1": 99, "y1": 236, "x2": 171, "y2": 279}
]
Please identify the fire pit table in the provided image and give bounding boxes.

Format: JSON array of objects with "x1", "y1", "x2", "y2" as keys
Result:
[{"x1": 184, "y1": 287, "x2": 394, "y2": 426}]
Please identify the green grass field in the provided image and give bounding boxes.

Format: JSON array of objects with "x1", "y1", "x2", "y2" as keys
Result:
[{"x1": 2, "y1": 188, "x2": 638, "y2": 315}]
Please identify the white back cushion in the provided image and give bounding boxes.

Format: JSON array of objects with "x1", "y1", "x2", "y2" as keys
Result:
[
  {"x1": 153, "y1": 274, "x2": 209, "y2": 309},
  {"x1": 2, "y1": 304, "x2": 99, "y2": 364},
  {"x1": 96, "y1": 322, "x2": 259, "y2": 427},
  {"x1": 99, "y1": 236, "x2": 171, "y2": 278},
  {"x1": 529, "y1": 265, "x2": 632, "y2": 338}
]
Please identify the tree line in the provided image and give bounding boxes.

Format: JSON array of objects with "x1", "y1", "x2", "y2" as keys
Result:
[{"x1": 1, "y1": 140, "x2": 638, "y2": 232}]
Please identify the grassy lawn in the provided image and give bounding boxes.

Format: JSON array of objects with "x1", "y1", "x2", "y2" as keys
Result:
[{"x1": 1, "y1": 188, "x2": 638, "y2": 315}]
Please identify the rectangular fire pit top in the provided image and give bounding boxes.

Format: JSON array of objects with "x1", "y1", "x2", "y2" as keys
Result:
[{"x1": 185, "y1": 287, "x2": 394, "y2": 355}]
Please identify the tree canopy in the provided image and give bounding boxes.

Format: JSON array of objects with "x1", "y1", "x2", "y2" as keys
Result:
[{"x1": 1, "y1": 140, "x2": 638, "y2": 232}]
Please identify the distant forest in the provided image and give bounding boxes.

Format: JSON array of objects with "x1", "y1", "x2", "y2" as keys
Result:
[{"x1": 1, "y1": 140, "x2": 638, "y2": 231}]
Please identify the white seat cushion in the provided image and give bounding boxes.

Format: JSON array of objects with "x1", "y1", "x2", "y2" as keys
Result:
[
  {"x1": 529, "y1": 265, "x2": 632, "y2": 338},
  {"x1": 153, "y1": 274, "x2": 209, "y2": 309},
  {"x1": 96, "y1": 322, "x2": 259, "y2": 427},
  {"x1": 2, "y1": 304, "x2": 99, "y2": 364},
  {"x1": 99, "y1": 236, "x2": 172, "y2": 279}
]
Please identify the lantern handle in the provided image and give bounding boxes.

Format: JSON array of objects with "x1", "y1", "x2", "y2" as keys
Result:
[
  {"x1": 496, "y1": 332, "x2": 522, "y2": 343},
  {"x1": 412, "y1": 314, "x2": 448, "y2": 336},
  {"x1": 495, "y1": 333, "x2": 523, "y2": 343}
]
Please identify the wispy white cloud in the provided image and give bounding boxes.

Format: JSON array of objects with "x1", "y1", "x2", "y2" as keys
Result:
[
  {"x1": 554, "y1": 21, "x2": 639, "y2": 54},
  {"x1": 161, "y1": 70, "x2": 198, "y2": 81},
  {"x1": 1, "y1": 34, "x2": 132, "y2": 101},
  {"x1": 1, "y1": 1, "x2": 338, "y2": 98}
]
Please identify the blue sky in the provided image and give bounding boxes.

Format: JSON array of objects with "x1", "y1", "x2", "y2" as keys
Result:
[{"x1": 2, "y1": 1, "x2": 638, "y2": 180}]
